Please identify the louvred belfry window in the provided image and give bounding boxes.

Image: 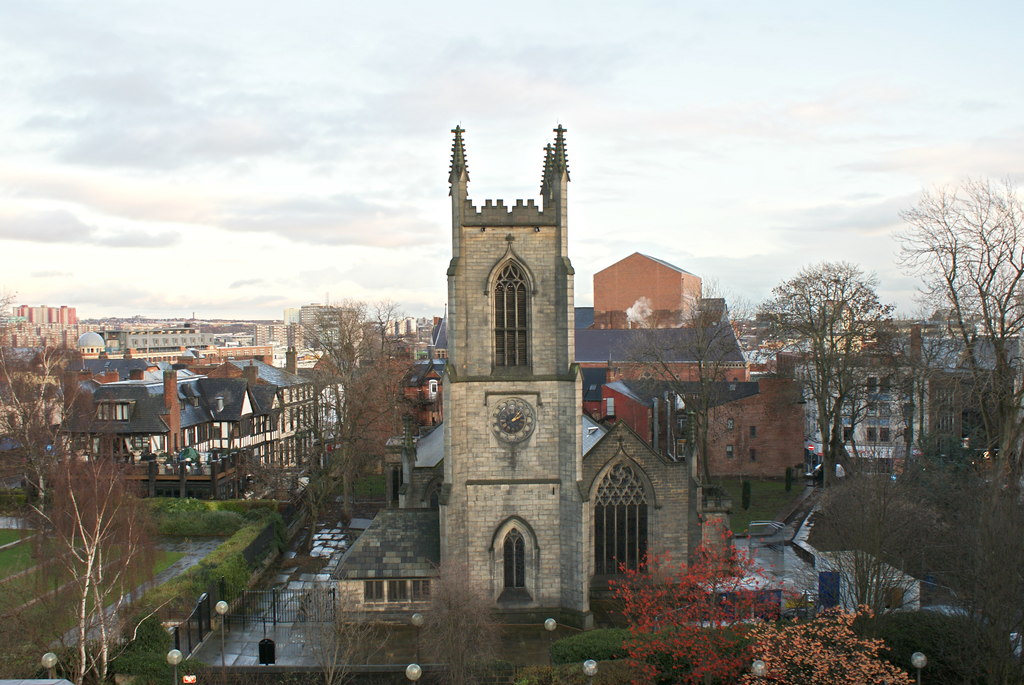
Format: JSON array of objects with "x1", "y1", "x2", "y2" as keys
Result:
[{"x1": 494, "y1": 262, "x2": 529, "y2": 367}]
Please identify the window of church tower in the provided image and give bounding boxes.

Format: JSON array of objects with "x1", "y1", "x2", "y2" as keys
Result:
[
  {"x1": 494, "y1": 262, "x2": 529, "y2": 367},
  {"x1": 594, "y1": 463, "x2": 649, "y2": 575},
  {"x1": 503, "y1": 529, "x2": 526, "y2": 588}
]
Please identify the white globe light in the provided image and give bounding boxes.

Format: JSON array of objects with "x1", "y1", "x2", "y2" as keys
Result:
[
  {"x1": 911, "y1": 652, "x2": 928, "y2": 669},
  {"x1": 751, "y1": 659, "x2": 767, "y2": 676},
  {"x1": 544, "y1": 618, "x2": 557, "y2": 631},
  {"x1": 40, "y1": 652, "x2": 58, "y2": 669},
  {"x1": 166, "y1": 649, "x2": 183, "y2": 666},
  {"x1": 411, "y1": 612, "x2": 424, "y2": 627},
  {"x1": 215, "y1": 600, "x2": 229, "y2": 616},
  {"x1": 583, "y1": 659, "x2": 598, "y2": 676},
  {"x1": 405, "y1": 663, "x2": 422, "y2": 681}
]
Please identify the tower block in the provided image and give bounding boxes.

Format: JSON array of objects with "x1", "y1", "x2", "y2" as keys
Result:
[{"x1": 441, "y1": 126, "x2": 591, "y2": 626}]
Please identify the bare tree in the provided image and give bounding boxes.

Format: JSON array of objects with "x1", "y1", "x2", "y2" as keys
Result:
[
  {"x1": 422, "y1": 561, "x2": 501, "y2": 685},
  {"x1": 627, "y1": 290, "x2": 748, "y2": 483},
  {"x1": 302, "y1": 300, "x2": 409, "y2": 537},
  {"x1": 0, "y1": 304, "x2": 79, "y2": 499},
  {"x1": 308, "y1": 590, "x2": 383, "y2": 685},
  {"x1": 33, "y1": 458, "x2": 155, "y2": 685},
  {"x1": 898, "y1": 178, "x2": 1024, "y2": 483},
  {"x1": 810, "y1": 473, "x2": 937, "y2": 613},
  {"x1": 760, "y1": 262, "x2": 894, "y2": 486}
]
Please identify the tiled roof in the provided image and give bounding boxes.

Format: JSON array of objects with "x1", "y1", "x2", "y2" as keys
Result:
[{"x1": 334, "y1": 509, "x2": 440, "y2": 580}]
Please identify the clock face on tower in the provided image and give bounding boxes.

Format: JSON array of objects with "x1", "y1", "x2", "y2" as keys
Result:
[{"x1": 492, "y1": 397, "x2": 536, "y2": 443}]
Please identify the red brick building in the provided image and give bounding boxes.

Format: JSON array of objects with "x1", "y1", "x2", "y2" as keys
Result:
[
  {"x1": 593, "y1": 253, "x2": 702, "y2": 329},
  {"x1": 599, "y1": 377, "x2": 804, "y2": 478}
]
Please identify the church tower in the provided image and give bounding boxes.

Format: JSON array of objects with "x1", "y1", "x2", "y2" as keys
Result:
[{"x1": 441, "y1": 126, "x2": 591, "y2": 627}]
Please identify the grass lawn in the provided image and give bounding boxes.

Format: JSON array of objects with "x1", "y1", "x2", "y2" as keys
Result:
[
  {"x1": 716, "y1": 478, "x2": 804, "y2": 534},
  {"x1": 0, "y1": 529, "x2": 24, "y2": 546},
  {"x1": 154, "y1": 550, "x2": 185, "y2": 576},
  {"x1": 0, "y1": 532, "x2": 35, "y2": 580}
]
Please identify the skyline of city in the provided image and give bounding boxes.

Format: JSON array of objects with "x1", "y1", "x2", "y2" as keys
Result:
[{"x1": 2, "y1": 1, "x2": 1022, "y2": 320}]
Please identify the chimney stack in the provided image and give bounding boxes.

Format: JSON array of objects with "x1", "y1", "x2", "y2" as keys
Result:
[
  {"x1": 286, "y1": 347, "x2": 298, "y2": 375},
  {"x1": 163, "y1": 370, "x2": 181, "y2": 454},
  {"x1": 129, "y1": 368, "x2": 145, "y2": 381},
  {"x1": 243, "y1": 364, "x2": 258, "y2": 387}
]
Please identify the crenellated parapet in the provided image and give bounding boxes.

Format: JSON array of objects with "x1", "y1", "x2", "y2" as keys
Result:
[{"x1": 460, "y1": 197, "x2": 552, "y2": 227}]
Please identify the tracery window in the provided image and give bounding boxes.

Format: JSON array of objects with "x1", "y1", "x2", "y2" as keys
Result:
[
  {"x1": 494, "y1": 262, "x2": 529, "y2": 367},
  {"x1": 594, "y1": 463, "x2": 649, "y2": 575},
  {"x1": 503, "y1": 528, "x2": 526, "y2": 588}
]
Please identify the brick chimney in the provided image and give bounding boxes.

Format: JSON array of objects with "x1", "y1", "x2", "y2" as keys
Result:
[
  {"x1": 286, "y1": 347, "x2": 298, "y2": 375},
  {"x1": 243, "y1": 364, "x2": 258, "y2": 387},
  {"x1": 910, "y1": 324, "x2": 922, "y2": 362},
  {"x1": 129, "y1": 368, "x2": 145, "y2": 381},
  {"x1": 163, "y1": 370, "x2": 181, "y2": 454}
]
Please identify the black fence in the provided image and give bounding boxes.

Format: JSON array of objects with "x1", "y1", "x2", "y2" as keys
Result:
[
  {"x1": 227, "y1": 587, "x2": 337, "y2": 629},
  {"x1": 173, "y1": 577, "x2": 226, "y2": 656}
]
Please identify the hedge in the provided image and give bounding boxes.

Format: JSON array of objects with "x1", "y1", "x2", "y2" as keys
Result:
[
  {"x1": 110, "y1": 616, "x2": 203, "y2": 684},
  {"x1": 860, "y1": 610, "x2": 991, "y2": 685},
  {"x1": 515, "y1": 660, "x2": 635, "y2": 685},
  {"x1": 138, "y1": 509, "x2": 285, "y2": 614},
  {"x1": 147, "y1": 498, "x2": 281, "y2": 537},
  {"x1": 551, "y1": 629, "x2": 630, "y2": 665}
]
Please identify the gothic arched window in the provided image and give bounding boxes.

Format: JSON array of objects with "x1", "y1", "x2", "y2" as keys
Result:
[
  {"x1": 494, "y1": 262, "x2": 529, "y2": 367},
  {"x1": 503, "y1": 529, "x2": 526, "y2": 588},
  {"x1": 594, "y1": 463, "x2": 649, "y2": 575}
]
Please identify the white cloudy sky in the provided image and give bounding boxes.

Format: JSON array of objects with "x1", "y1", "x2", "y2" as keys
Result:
[{"x1": 2, "y1": 1, "x2": 1022, "y2": 320}]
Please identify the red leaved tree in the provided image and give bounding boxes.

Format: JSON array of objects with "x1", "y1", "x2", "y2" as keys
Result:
[
  {"x1": 612, "y1": 537, "x2": 779, "y2": 685},
  {"x1": 740, "y1": 608, "x2": 913, "y2": 684}
]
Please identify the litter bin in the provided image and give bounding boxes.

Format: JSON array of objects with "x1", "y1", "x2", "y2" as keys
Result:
[{"x1": 258, "y1": 638, "x2": 276, "y2": 665}]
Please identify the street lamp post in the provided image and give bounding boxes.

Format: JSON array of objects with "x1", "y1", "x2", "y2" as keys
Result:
[
  {"x1": 583, "y1": 659, "x2": 598, "y2": 680},
  {"x1": 911, "y1": 652, "x2": 927, "y2": 685},
  {"x1": 215, "y1": 600, "x2": 229, "y2": 673},
  {"x1": 405, "y1": 663, "x2": 422, "y2": 682},
  {"x1": 544, "y1": 618, "x2": 557, "y2": 665},
  {"x1": 410, "y1": 612, "x2": 424, "y2": 663},
  {"x1": 167, "y1": 648, "x2": 183, "y2": 685},
  {"x1": 40, "y1": 652, "x2": 57, "y2": 679}
]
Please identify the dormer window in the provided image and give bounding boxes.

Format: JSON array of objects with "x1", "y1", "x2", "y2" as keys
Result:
[
  {"x1": 96, "y1": 401, "x2": 131, "y2": 421},
  {"x1": 428, "y1": 379, "x2": 438, "y2": 398},
  {"x1": 494, "y1": 261, "x2": 529, "y2": 367}
]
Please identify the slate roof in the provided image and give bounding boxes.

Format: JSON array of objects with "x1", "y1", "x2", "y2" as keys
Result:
[
  {"x1": 574, "y1": 327, "x2": 744, "y2": 364},
  {"x1": 581, "y1": 367, "x2": 607, "y2": 403},
  {"x1": 413, "y1": 425, "x2": 444, "y2": 468},
  {"x1": 82, "y1": 359, "x2": 159, "y2": 381},
  {"x1": 74, "y1": 381, "x2": 171, "y2": 434},
  {"x1": 575, "y1": 306, "x2": 594, "y2": 329},
  {"x1": 334, "y1": 509, "x2": 440, "y2": 580},
  {"x1": 605, "y1": 379, "x2": 761, "y2": 408},
  {"x1": 582, "y1": 414, "x2": 607, "y2": 456},
  {"x1": 196, "y1": 378, "x2": 261, "y2": 421},
  {"x1": 430, "y1": 316, "x2": 447, "y2": 350},
  {"x1": 637, "y1": 252, "x2": 698, "y2": 276},
  {"x1": 405, "y1": 359, "x2": 446, "y2": 387},
  {"x1": 227, "y1": 359, "x2": 306, "y2": 387}
]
